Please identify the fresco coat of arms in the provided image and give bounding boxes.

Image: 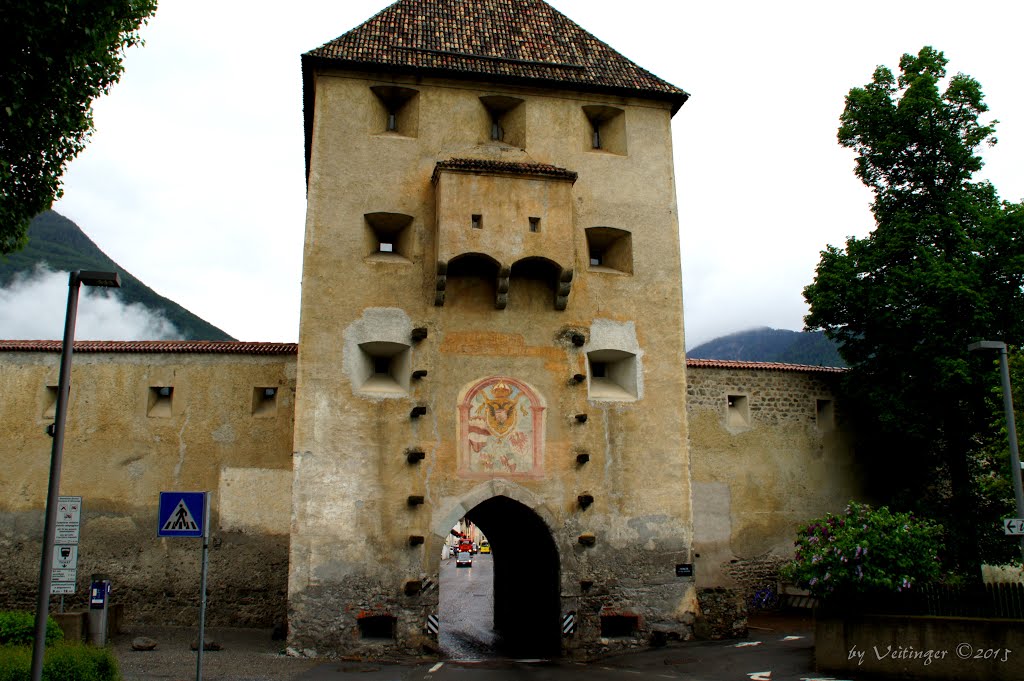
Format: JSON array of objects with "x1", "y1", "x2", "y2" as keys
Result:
[{"x1": 458, "y1": 377, "x2": 545, "y2": 478}]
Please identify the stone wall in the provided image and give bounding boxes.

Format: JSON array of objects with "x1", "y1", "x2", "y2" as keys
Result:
[
  {"x1": 0, "y1": 346, "x2": 296, "y2": 629},
  {"x1": 687, "y1": 362, "x2": 863, "y2": 597}
]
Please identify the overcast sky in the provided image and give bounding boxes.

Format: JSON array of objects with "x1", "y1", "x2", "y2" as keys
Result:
[{"x1": 19, "y1": 0, "x2": 1024, "y2": 346}]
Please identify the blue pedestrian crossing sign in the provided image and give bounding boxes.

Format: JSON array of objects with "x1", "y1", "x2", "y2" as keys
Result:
[{"x1": 158, "y1": 492, "x2": 207, "y2": 538}]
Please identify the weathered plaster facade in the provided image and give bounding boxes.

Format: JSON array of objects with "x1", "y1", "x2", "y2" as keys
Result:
[
  {"x1": 0, "y1": 343, "x2": 296, "y2": 627},
  {"x1": 686, "y1": 361, "x2": 861, "y2": 591}
]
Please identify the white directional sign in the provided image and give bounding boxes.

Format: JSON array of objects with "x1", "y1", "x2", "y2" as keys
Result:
[
  {"x1": 1004, "y1": 518, "x2": 1024, "y2": 535},
  {"x1": 55, "y1": 495, "x2": 82, "y2": 544}
]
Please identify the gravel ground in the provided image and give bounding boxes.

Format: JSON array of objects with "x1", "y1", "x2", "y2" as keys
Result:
[{"x1": 111, "y1": 626, "x2": 322, "y2": 681}]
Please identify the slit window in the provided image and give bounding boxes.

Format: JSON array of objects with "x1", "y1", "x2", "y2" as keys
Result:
[
  {"x1": 816, "y1": 398, "x2": 835, "y2": 431},
  {"x1": 529, "y1": 217, "x2": 541, "y2": 233},
  {"x1": 480, "y1": 95, "x2": 525, "y2": 147},
  {"x1": 370, "y1": 85, "x2": 418, "y2": 136},
  {"x1": 148, "y1": 386, "x2": 174, "y2": 418},
  {"x1": 583, "y1": 105, "x2": 626, "y2": 155},
  {"x1": 587, "y1": 350, "x2": 638, "y2": 401},
  {"x1": 357, "y1": 341, "x2": 411, "y2": 395},
  {"x1": 727, "y1": 394, "x2": 750, "y2": 428},
  {"x1": 252, "y1": 387, "x2": 279, "y2": 417},
  {"x1": 364, "y1": 212, "x2": 413, "y2": 261},
  {"x1": 471, "y1": 214, "x2": 482, "y2": 230},
  {"x1": 43, "y1": 385, "x2": 58, "y2": 419},
  {"x1": 586, "y1": 227, "x2": 633, "y2": 274}
]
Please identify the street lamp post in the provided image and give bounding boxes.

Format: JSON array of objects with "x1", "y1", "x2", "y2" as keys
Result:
[
  {"x1": 968, "y1": 340, "x2": 1024, "y2": 561},
  {"x1": 31, "y1": 271, "x2": 120, "y2": 681}
]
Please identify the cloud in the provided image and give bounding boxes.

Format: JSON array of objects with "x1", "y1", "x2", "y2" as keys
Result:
[{"x1": 0, "y1": 266, "x2": 180, "y2": 341}]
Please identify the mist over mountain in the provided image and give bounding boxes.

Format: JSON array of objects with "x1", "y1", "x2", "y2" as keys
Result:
[
  {"x1": 0, "y1": 211, "x2": 233, "y2": 341},
  {"x1": 687, "y1": 326, "x2": 846, "y2": 367}
]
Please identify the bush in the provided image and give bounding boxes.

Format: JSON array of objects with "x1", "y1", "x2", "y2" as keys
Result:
[
  {"x1": 0, "y1": 644, "x2": 120, "y2": 681},
  {"x1": 781, "y1": 501, "x2": 943, "y2": 599},
  {"x1": 0, "y1": 612, "x2": 62, "y2": 647}
]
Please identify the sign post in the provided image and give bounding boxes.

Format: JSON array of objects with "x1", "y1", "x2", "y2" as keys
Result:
[{"x1": 159, "y1": 492, "x2": 209, "y2": 681}]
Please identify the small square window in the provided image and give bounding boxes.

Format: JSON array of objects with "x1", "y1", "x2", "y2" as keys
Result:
[
  {"x1": 590, "y1": 361, "x2": 607, "y2": 378},
  {"x1": 529, "y1": 217, "x2": 541, "y2": 233},
  {"x1": 373, "y1": 356, "x2": 391, "y2": 375},
  {"x1": 471, "y1": 214, "x2": 482, "y2": 230},
  {"x1": 378, "y1": 241, "x2": 394, "y2": 253},
  {"x1": 590, "y1": 254, "x2": 603, "y2": 267}
]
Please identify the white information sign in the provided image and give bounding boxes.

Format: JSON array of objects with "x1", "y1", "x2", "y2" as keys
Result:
[
  {"x1": 55, "y1": 495, "x2": 82, "y2": 544},
  {"x1": 51, "y1": 496, "x2": 82, "y2": 595},
  {"x1": 1003, "y1": 518, "x2": 1024, "y2": 536}
]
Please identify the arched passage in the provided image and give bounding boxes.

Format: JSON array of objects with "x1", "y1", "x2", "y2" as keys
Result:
[{"x1": 465, "y1": 495, "x2": 561, "y2": 657}]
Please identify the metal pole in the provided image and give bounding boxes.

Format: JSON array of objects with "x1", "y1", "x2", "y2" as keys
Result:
[
  {"x1": 996, "y1": 346, "x2": 1024, "y2": 559},
  {"x1": 196, "y1": 493, "x2": 210, "y2": 681},
  {"x1": 31, "y1": 272, "x2": 82, "y2": 681}
]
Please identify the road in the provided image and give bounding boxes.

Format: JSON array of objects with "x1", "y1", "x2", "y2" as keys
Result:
[{"x1": 438, "y1": 552, "x2": 497, "y2": 659}]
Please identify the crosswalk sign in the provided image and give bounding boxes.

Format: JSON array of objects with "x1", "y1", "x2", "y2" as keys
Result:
[{"x1": 158, "y1": 492, "x2": 207, "y2": 538}]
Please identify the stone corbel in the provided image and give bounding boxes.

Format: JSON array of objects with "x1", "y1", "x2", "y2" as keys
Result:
[
  {"x1": 495, "y1": 266, "x2": 510, "y2": 310},
  {"x1": 434, "y1": 260, "x2": 447, "y2": 306},
  {"x1": 555, "y1": 267, "x2": 573, "y2": 310}
]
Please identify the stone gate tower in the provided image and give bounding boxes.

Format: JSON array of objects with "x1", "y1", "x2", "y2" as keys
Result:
[{"x1": 291, "y1": 0, "x2": 692, "y2": 657}]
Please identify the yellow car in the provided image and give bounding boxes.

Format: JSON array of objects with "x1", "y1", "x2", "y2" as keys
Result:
[{"x1": 479, "y1": 542, "x2": 491, "y2": 554}]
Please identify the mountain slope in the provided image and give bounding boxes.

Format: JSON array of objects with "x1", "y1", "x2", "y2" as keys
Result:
[
  {"x1": 0, "y1": 211, "x2": 234, "y2": 341},
  {"x1": 688, "y1": 327, "x2": 846, "y2": 367}
]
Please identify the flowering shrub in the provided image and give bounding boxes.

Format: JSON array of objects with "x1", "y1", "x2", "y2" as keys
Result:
[{"x1": 780, "y1": 501, "x2": 943, "y2": 599}]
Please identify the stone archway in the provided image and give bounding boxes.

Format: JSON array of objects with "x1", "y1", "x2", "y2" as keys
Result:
[{"x1": 433, "y1": 482, "x2": 564, "y2": 658}]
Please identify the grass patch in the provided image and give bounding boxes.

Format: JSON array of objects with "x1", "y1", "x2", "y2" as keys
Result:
[{"x1": 0, "y1": 644, "x2": 121, "y2": 681}]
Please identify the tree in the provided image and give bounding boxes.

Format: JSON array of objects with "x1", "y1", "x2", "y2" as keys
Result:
[
  {"x1": 781, "y1": 502, "x2": 943, "y2": 599},
  {"x1": 0, "y1": 0, "x2": 157, "y2": 254},
  {"x1": 803, "y1": 47, "x2": 1024, "y2": 573}
]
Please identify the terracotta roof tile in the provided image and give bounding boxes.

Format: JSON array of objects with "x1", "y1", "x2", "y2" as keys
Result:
[
  {"x1": 0, "y1": 340, "x2": 298, "y2": 355},
  {"x1": 432, "y1": 158, "x2": 577, "y2": 182},
  {"x1": 686, "y1": 358, "x2": 846, "y2": 374},
  {"x1": 305, "y1": 0, "x2": 688, "y2": 108},
  {"x1": 1, "y1": 341, "x2": 844, "y2": 374}
]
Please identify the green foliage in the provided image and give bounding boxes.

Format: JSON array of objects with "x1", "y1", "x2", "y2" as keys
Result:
[
  {"x1": 0, "y1": 611, "x2": 62, "y2": 647},
  {"x1": 0, "y1": 0, "x2": 158, "y2": 254},
  {"x1": 0, "y1": 644, "x2": 121, "y2": 681},
  {"x1": 781, "y1": 502, "x2": 943, "y2": 599},
  {"x1": 803, "y1": 46, "x2": 1024, "y2": 570}
]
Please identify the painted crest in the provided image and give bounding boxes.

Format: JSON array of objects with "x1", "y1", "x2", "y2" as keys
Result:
[{"x1": 458, "y1": 377, "x2": 545, "y2": 478}]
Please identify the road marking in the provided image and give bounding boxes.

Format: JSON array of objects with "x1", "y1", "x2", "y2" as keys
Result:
[
  {"x1": 781, "y1": 635, "x2": 804, "y2": 641},
  {"x1": 748, "y1": 672, "x2": 771, "y2": 680},
  {"x1": 735, "y1": 641, "x2": 763, "y2": 647},
  {"x1": 428, "y1": 662, "x2": 444, "y2": 673}
]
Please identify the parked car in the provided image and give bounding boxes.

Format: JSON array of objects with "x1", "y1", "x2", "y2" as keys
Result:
[{"x1": 455, "y1": 550, "x2": 472, "y2": 567}]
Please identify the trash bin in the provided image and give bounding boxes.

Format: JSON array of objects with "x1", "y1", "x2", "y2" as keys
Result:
[{"x1": 87, "y1": 574, "x2": 111, "y2": 646}]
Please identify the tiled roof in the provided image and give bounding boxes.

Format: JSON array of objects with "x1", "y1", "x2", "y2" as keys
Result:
[
  {"x1": 686, "y1": 358, "x2": 847, "y2": 374},
  {"x1": 0, "y1": 340, "x2": 298, "y2": 355},
  {"x1": 305, "y1": 0, "x2": 689, "y2": 108},
  {"x1": 432, "y1": 158, "x2": 578, "y2": 183},
  {"x1": 1, "y1": 341, "x2": 844, "y2": 374}
]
